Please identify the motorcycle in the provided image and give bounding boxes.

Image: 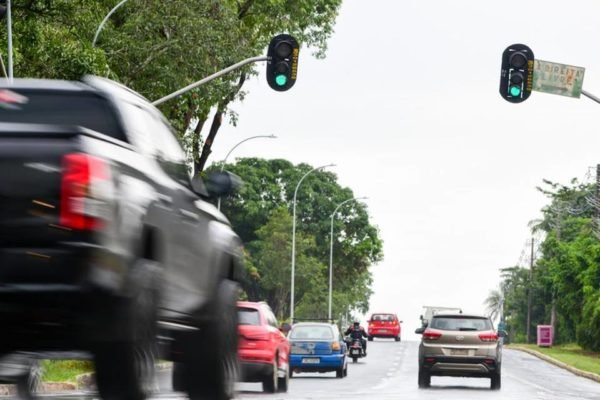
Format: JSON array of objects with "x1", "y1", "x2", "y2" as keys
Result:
[{"x1": 346, "y1": 337, "x2": 366, "y2": 363}]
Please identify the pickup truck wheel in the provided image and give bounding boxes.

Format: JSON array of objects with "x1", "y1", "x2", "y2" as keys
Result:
[
  {"x1": 15, "y1": 360, "x2": 42, "y2": 400},
  {"x1": 179, "y1": 279, "x2": 239, "y2": 400},
  {"x1": 94, "y1": 259, "x2": 160, "y2": 400}
]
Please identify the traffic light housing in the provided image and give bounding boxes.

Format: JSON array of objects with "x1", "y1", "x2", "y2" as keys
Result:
[
  {"x1": 266, "y1": 34, "x2": 299, "y2": 92},
  {"x1": 499, "y1": 44, "x2": 534, "y2": 103}
]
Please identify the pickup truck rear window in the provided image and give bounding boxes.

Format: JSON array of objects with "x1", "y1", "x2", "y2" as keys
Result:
[{"x1": 0, "y1": 90, "x2": 124, "y2": 141}]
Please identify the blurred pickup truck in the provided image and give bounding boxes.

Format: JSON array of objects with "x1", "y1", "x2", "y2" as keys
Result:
[{"x1": 0, "y1": 76, "x2": 243, "y2": 400}]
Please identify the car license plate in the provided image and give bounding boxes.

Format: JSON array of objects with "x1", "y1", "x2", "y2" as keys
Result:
[
  {"x1": 351, "y1": 349, "x2": 360, "y2": 355},
  {"x1": 450, "y1": 349, "x2": 469, "y2": 356},
  {"x1": 379, "y1": 329, "x2": 387, "y2": 332},
  {"x1": 302, "y1": 358, "x2": 320, "y2": 364}
]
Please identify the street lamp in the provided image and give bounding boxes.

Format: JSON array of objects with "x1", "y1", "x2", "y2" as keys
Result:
[
  {"x1": 328, "y1": 197, "x2": 368, "y2": 321},
  {"x1": 92, "y1": 0, "x2": 130, "y2": 47},
  {"x1": 217, "y1": 134, "x2": 277, "y2": 211},
  {"x1": 290, "y1": 163, "x2": 335, "y2": 323}
]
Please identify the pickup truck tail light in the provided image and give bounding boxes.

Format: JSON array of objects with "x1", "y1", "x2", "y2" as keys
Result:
[
  {"x1": 60, "y1": 153, "x2": 114, "y2": 231},
  {"x1": 478, "y1": 332, "x2": 498, "y2": 342},
  {"x1": 423, "y1": 330, "x2": 442, "y2": 340}
]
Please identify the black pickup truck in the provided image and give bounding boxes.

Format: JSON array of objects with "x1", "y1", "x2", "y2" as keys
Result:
[{"x1": 0, "y1": 76, "x2": 244, "y2": 400}]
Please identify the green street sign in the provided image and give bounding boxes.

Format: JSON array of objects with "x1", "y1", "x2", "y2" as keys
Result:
[{"x1": 532, "y1": 59, "x2": 585, "y2": 98}]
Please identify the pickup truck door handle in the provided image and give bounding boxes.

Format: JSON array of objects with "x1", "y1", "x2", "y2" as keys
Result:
[{"x1": 179, "y1": 208, "x2": 199, "y2": 222}]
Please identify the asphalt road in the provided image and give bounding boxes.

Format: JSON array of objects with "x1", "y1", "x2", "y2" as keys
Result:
[{"x1": 9, "y1": 340, "x2": 600, "y2": 399}]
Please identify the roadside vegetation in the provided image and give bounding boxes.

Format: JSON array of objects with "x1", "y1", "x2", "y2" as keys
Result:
[
  {"x1": 487, "y1": 178, "x2": 600, "y2": 352},
  {"x1": 41, "y1": 360, "x2": 94, "y2": 383}
]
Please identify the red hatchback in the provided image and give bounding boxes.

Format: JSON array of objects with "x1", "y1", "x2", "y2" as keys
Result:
[
  {"x1": 237, "y1": 301, "x2": 290, "y2": 393},
  {"x1": 368, "y1": 313, "x2": 402, "y2": 341}
]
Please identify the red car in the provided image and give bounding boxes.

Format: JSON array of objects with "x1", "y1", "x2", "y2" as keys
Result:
[
  {"x1": 368, "y1": 313, "x2": 402, "y2": 341},
  {"x1": 237, "y1": 301, "x2": 290, "y2": 393}
]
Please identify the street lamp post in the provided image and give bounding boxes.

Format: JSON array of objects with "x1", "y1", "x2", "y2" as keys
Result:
[
  {"x1": 92, "y1": 0, "x2": 130, "y2": 47},
  {"x1": 328, "y1": 197, "x2": 367, "y2": 321},
  {"x1": 6, "y1": 0, "x2": 12, "y2": 81},
  {"x1": 290, "y1": 163, "x2": 335, "y2": 323},
  {"x1": 216, "y1": 134, "x2": 277, "y2": 211}
]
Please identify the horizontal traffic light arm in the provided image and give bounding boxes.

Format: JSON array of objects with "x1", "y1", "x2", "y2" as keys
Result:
[
  {"x1": 152, "y1": 55, "x2": 268, "y2": 106},
  {"x1": 581, "y1": 89, "x2": 600, "y2": 105}
]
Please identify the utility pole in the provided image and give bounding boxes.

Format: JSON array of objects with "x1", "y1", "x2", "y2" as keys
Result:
[{"x1": 526, "y1": 237, "x2": 534, "y2": 344}]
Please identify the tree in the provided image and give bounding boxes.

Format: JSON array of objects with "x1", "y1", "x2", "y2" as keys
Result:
[
  {"x1": 245, "y1": 206, "x2": 326, "y2": 320},
  {"x1": 484, "y1": 287, "x2": 503, "y2": 323},
  {"x1": 213, "y1": 158, "x2": 383, "y2": 319},
  {"x1": 497, "y1": 178, "x2": 600, "y2": 350},
  {"x1": 1, "y1": 0, "x2": 343, "y2": 172}
]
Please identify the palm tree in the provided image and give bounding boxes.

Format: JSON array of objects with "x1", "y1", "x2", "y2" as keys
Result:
[{"x1": 484, "y1": 288, "x2": 503, "y2": 323}]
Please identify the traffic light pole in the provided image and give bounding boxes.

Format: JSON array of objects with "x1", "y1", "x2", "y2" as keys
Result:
[
  {"x1": 582, "y1": 90, "x2": 600, "y2": 105},
  {"x1": 152, "y1": 55, "x2": 268, "y2": 106}
]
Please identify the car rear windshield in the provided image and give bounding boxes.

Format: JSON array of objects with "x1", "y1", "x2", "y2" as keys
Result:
[
  {"x1": 0, "y1": 90, "x2": 124, "y2": 141},
  {"x1": 290, "y1": 325, "x2": 334, "y2": 340},
  {"x1": 430, "y1": 316, "x2": 492, "y2": 331},
  {"x1": 371, "y1": 314, "x2": 396, "y2": 322},
  {"x1": 237, "y1": 308, "x2": 260, "y2": 326}
]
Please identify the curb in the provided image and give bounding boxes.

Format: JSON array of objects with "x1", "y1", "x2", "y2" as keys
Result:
[{"x1": 508, "y1": 346, "x2": 600, "y2": 383}]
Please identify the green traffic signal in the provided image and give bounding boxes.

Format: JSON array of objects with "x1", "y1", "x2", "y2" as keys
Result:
[
  {"x1": 510, "y1": 86, "x2": 522, "y2": 97},
  {"x1": 275, "y1": 75, "x2": 288, "y2": 86}
]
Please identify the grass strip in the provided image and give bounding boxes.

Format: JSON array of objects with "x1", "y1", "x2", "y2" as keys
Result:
[{"x1": 41, "y1": 360, "x2": 94, "y2": 383}]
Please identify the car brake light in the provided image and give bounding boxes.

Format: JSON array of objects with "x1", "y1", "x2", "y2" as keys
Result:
[
  {"x1": 423, "y1": 330, "x2": 442, "y2": 340},
  {"x1": 332, "y1": 341, "x2": 341, "y2": 351},
  {"x1": 479, "y1": 333, "x2": 498, "y2": 342},
  {"x1": 60, "y1": 153, "x2": 114, "y2": 231}
]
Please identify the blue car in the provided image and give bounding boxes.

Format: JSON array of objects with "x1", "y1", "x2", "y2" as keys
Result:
[{"x1": 288, "y1": 322, "x2": 348, "y2": 378}]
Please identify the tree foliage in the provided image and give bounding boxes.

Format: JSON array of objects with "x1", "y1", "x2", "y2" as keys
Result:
[
  {"x1": 211, "y1": 158, "x2": 383, "y2": 321},
  {"x1": 498, "y1": 179, "x2": 600, "y2": 350},
  {"x1": 1, "y1": 0, "x2": 343, "y2": 172}
]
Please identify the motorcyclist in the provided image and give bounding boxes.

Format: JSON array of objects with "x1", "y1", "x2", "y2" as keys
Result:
[{"x1": 344, "y1": 320, "x2": 368, "y2": 356}]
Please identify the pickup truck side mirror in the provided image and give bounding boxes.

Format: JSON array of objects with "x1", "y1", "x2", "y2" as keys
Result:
[
  {"x1": 415, "y1": 327, "x2": 426, "y2": 334},
  {"x1": 205, "y1": 171, "x2": 243, "y2": 198}
]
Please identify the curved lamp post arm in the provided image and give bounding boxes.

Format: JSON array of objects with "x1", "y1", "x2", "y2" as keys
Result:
[
  {"x1": 220, "y1": 134, "x2": 277, "y2": 172},
  {"x1": 290, "y1": 163, "x2": 335, "y2": 323},
  {"x1": 92, "y1": 0, "x2": 130, "y2": 47},
  {"x1": 328, "y1": 196, "x2": 368, "y2": 320},
  {"x1": 216, "y1": 134, "x2": 277, "y2": 211}
]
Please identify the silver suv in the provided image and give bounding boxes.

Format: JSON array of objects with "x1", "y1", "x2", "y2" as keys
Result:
[{"x1": 416, "y1": 313, "x2": 503, "y2": 390}]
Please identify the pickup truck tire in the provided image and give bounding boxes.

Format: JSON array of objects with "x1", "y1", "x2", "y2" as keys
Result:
[
  {"x1": 94, "y1": 259, "x2": 160, "y2": 400},
  {"x1": 175, "y1": 279, "x2": 239, "y2": 400},
  {"x1": 15, "y1": 360, "x2": 42, "y2": 400}
]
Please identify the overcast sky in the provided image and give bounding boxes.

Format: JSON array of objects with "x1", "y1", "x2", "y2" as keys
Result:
[{"x1": 210, "y1": 0, "x2": 600, "y2": 337}]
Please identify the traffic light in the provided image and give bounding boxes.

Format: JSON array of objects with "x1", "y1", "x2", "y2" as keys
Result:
[
  {"x1": 499, "y1": 44, "x2": 534, "y2": 103},
  {"x1": 266, "y1": 34, "x2": 299, "y2": 92}
]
